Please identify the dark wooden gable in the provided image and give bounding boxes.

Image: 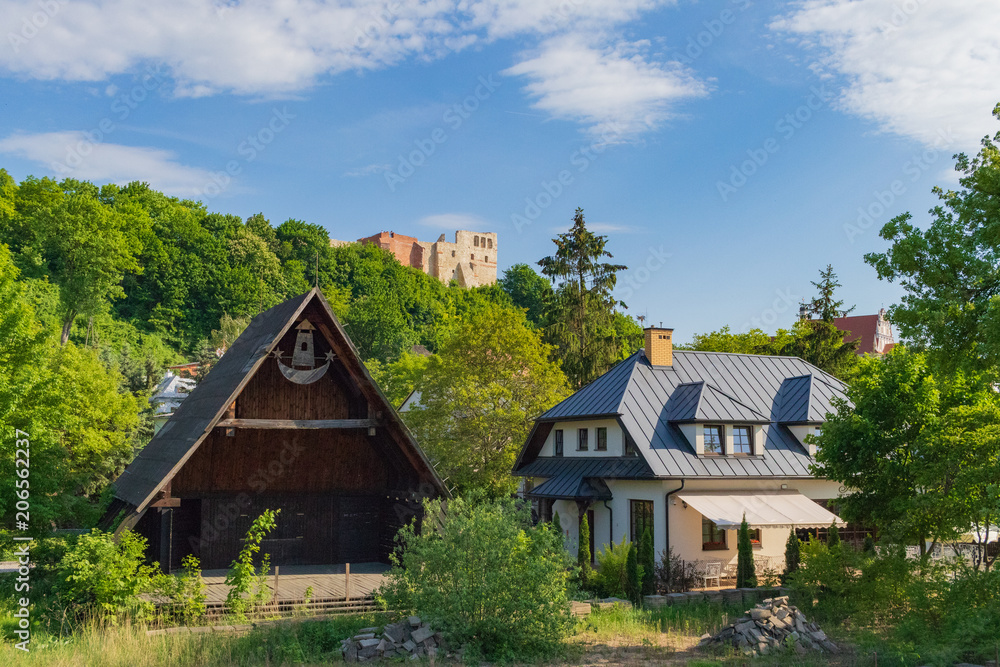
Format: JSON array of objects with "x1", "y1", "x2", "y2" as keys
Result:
[{"x1": 102, "y1": 290, "x2": 448, "y2": 566}]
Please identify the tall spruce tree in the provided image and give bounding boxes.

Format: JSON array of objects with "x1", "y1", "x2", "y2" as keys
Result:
[
  {"x1": 826, "y1": 521, "x2": 841, "y2": 548},
  {"x1": 783, "y1": 529, "x2": 800, "y2": 583},
  {"x1": 538, "y1": 208, "x2": 633, "y2": 388},
  {"x1": 578, "y1": 512, "x2": 592, "y2": 588},
  {"x1": 736, "y1": 515, "x2": 757, "y2": 588},
  {"x1": 639, "y1": 527, "x2": 655, "y2": 596},
  {"x1": 625, "y1": 541, "x2": 641, "y2": 604}
]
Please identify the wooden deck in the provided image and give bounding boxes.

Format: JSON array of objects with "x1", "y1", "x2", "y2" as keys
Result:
[{"x1": 200, "y1": 562, "x2": 389, "y2": 603}]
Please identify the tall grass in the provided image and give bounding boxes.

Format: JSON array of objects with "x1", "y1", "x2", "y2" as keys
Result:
[{"x1": 0, "y1": 613, "x2": 390, "y2": 667}]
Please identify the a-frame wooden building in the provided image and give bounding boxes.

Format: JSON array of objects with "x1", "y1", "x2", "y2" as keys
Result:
[{"x1": 101, "y1": 289, "x2": 448, "y2": 571}]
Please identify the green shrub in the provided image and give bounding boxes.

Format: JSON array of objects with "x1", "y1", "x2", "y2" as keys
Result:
[
  {"x1": 155, "y1": 554, "x2": 207, "y2": 624},
  {"x1": 736, "y1": 515, "x2": 756, "y2": 588},
  {"x1": 826, "y1": 521, "x2": 841, "y2": 548},
  {"x1": 577, "y1": 511, "x2": 592, "y2": 589},
  {"x1": 639, "y1": 528, "x2": 655, "y2": 596},
  {"x1": 51, "y1": 529, "x2": 157, "y2": 623},
  {"x1": 654, "y1": 546, "x2": 697, "y2": 593},
  {"x1": 625, "y1": 541, "x2": 640, "y2": 604},
  {"x1": 224, "y1": 509, "x2": 279, "y2": 621},
  {"x1": 594, "y1": 535, "x2": 632, "y2": 598},
  {"x1": 783, "y1": 529, "x2": 800, "y2": 584},
  {"x1": 378, "y1": 496, "x2": 573, "y2": 661}
]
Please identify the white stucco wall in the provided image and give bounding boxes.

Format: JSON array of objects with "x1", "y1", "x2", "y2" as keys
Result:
[
  {"x1": 538, "y1": 419, "x2": 624, "y2": 457},
  {"x1": 564, "y1": 477, "x2": 847, "y2": 570}
]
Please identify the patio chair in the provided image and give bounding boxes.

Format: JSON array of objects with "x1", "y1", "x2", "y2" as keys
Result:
[{"x1": 701, "y1": 561, "x2": 722, "y2": 588}]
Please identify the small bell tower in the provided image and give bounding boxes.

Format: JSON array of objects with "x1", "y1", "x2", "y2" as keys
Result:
[{"x1": 291, "y1": 319, "x2": 316, "y2": 369}]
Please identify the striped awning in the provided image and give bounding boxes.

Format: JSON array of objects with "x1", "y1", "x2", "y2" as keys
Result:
[{"x1": 678, "y1": 491, "x2": 844, "y2": 530}]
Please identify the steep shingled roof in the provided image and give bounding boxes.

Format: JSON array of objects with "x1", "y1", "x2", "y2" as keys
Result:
[{"x1": 105, "y1": 289, "x2": 448, "y2": 530}]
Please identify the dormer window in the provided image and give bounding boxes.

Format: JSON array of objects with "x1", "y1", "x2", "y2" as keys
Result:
[
  {"x1": 733, "y1": 425, "x2": 752, "y2": 455},
  {"x1": 704, "y1": 425, "x2": 724, "y2": 455},
  {"x1": 578, "y1": 428, "x2": 589, "y2": 451},
  {"x1": 596, "y1": 427, "x2": 607, "y2": 451},
  {"x1": 554, "y1": 429, "x2": 564, "y2": 457}
]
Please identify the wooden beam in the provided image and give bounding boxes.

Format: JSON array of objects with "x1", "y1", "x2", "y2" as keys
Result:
[{"x1": 217, "y1": 418, "x2": 377, "y2": 430}]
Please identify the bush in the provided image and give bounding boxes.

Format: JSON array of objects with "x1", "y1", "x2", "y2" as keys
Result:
[
  {"x1": 155, "y1": 554, "x2": 207, "y2": 624},
  {"x1": 783, "y1": 529, "x2": 800, "y2": 584},
  {"x1": 639, "y1": 528, "x2": 655, "y2": 596},
  {"x1": 593, "y1": 535, "x2": 632, "y2": 599},
  {"x1": 654, "y1": 547, "x2": 698, "y2": 593},
  {"x1": 51, "y1": 529, "x2": 158, "y2": 624},
  {"x1": 378, "y1": 496, "x2": 573, "y2": 661},
  {"x1": 736, "y1": 515, "x2": 756, "y2": 588},
  {"x1": 625, "y1": 541, "x2": 640, "y2": 604},
  {"x1": 224, "y1": 509, "x2": 280, "y2": 621},
  {"x1": 577, "y1": 511, "x2": 592, "y2": 590}
]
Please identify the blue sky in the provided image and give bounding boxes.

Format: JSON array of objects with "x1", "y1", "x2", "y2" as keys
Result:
[{"x1": 2, "y1": 0, "x2": 999, "y2": 343}]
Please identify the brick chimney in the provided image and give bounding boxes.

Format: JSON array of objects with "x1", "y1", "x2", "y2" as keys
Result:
[{"x1": 644, "y1": 326, "x2": 673, "y2": 367}]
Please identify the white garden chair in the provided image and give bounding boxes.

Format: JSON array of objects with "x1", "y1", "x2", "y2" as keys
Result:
[{"x1": 701, "y1": 561, "x2": 722, "y2": 588}]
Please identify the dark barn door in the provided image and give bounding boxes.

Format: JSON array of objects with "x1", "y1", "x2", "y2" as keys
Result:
[{"x1": 199, "y1": 494, "x2": 394, "y2": 569}]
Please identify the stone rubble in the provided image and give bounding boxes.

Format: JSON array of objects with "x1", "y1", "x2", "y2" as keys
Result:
[
  {"x1": 698, "y1": 596, "x2": 839, "y2": 657},
  {"x1": 342, "y1": 617, "x2": 450, "y2": 663}
]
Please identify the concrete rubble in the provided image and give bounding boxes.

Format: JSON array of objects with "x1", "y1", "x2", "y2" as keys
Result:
[
  {"x1": 341, "y1": 616, "x2": 450, "y2": 662},
  {"x1": 698, "y1": 596, "x2": 839, "y2": 657}
]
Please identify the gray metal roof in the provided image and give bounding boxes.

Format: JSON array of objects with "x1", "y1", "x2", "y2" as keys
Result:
[
  {"x1": 528, "y1": 473, "x2": 613, "y2": 501},
  {"x1": 538, "y1": 352, "x2": 636, "y2": 420},
  {"x1": 519, "y1": 350, "x2": 848, "y2": 479},
  {"x1": 517, "y1": 456, "x2": 654, "y2": 480}
]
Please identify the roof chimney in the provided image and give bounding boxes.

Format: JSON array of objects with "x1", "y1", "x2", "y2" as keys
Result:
[{"x1": 644, "y1": 326, "x2": 673, "y2": 367}]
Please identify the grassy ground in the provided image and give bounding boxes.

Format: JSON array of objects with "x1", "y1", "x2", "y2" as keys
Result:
[{"x1": 0, "y1": 603, "x2": 873, "y2": 667}]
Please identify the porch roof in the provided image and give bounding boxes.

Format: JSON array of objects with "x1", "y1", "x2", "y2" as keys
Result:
[
  {"x1": 677, "y1": 491, "x2": 845, "y2": 530},
  {"x1": 527, "y1": 474, "x2": 613, "y2": 501}
]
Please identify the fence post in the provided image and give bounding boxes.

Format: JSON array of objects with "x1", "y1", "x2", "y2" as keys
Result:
[
  {"x1": 346, "y1": 562, "x2": 351, "y2": 601},
  {"x1": 273, "y1": 565, "x2": 280, "y2": 607}
]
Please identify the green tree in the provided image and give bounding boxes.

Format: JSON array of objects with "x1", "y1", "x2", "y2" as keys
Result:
[
  {"x1": 736, "y1": 515, "x2": 757, "y2": 588},
  {"x1": 826, "y1": 521, "x2": 841, "y2": 548},
  {"x1": 680, "y1": 325, "x2": 795, "y2": 354},
  {"x1": 17, "y1": 183, "x2": 149, "y2": 344},
  {"x1": 379, "y1": 496, "x2": 573, "y2": 661},
  {"x1": 225, "y1": 509, "x2": 280, "y2": 621},
  {"x1": 778, "y1": 266, "x2": 859, "y2": 378},
  {"x1": 639, "y1": 527, "x2": 655, "y2": 596},
  {"x1": 625, "y1": 541, "x2": 641, "y2": 604},
  {"x1": 864, "y1": 103, "x2": 1000, "y2": 374},
  {"x1": 364, "y1": 350, "x2": 432, "y2": 408},
  {"x1": 499, "y1": 263, "x2": 552, "y2": 327},
  {"x1": 784, "y1": 529, "x2": 800, "y2": 583},
  {"x1": 551, "y1": 508, "x2": 564, "y2": 543},
  {"x1": 578, "y1": 511, "x2": 592, "y2": 587},
  {"x1": 538, "y1": 208, "x2": 630, "y2": 388},
  {"x1": 403, "y1": 307, "x2": 570, "y2": 498},
  {"x1": 814, "y1": 347, "x2": 1000, "y2": 560}
]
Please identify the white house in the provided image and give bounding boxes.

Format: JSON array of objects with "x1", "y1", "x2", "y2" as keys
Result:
[
  {"x1": 149, "y1": 371, "x2": 196, "y2": 434},
  {"x1": 512, "y1": 326, "x2": 847, "y2": 572}
]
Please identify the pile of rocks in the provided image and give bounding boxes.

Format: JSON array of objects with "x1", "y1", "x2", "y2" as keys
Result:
[
  {"x1": 342, "y1": 616, "x2": 448, "y2": 662},
  {"x1": 698, "y1": 596, "x2": 839, "y2": 656}
]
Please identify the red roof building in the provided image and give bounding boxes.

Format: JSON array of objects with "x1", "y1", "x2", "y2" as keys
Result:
[{"x1": 833, "y1": 309, "x2": 895, "y2": 355}]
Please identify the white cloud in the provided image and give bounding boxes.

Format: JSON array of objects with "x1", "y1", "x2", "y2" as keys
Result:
[
  {"x1": 0, "y1": 0, "x2": 671, "y2": 96},
  {"x1": 0, "y1": 132, "x2": 218, "y2": 197},
  {"x1": 503, "y1": 35, "x2": 709, "y2": 138},
  {"x1": 772, "y1": 0, "x2": 1000, "y2": 149},
  {"x1": 418, "y1": 213, "x2": 491, "y2": 230}
]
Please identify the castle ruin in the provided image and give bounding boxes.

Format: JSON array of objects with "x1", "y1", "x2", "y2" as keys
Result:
[{"x1": 332, "y1": 230, "x2": 497, "y2": 288}]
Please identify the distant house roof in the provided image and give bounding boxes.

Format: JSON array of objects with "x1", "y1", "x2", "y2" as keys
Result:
[
  {"x1": 833, "y1": 309, "x2": 895, "y2": 355},
  {"x1": 515, "y1": 350, "x2": 849, "y2": 479},
  {"x1": 149, "y1": 372, "x2": 196, "y2": 418}
]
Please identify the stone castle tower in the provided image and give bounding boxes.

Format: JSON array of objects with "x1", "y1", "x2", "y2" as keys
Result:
[{"x1": 334, "y1": 230, "x2": 497, "y2": 288}]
